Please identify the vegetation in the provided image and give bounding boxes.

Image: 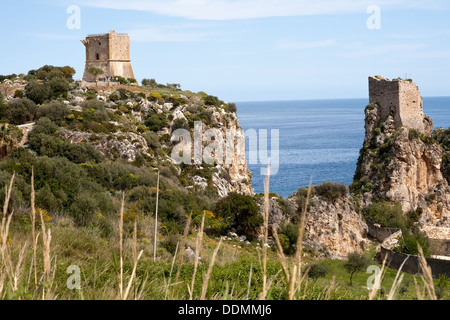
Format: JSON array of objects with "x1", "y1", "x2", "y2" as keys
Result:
[
  {"x1": 0, "y1": 66, "x2": 447, "y2": 301},
  {"x1": 343, "y1": 252, "x2": 370, "y2": 286}
]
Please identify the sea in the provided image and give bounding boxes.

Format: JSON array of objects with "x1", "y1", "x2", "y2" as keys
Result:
[{"x1": 236, "y1": 97, "x2": 450, "y2": 198}]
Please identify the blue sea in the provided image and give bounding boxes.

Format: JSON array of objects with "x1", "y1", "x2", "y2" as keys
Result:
[{"x1": 236, "y1": 97, "x2": 450, "y2": 198}]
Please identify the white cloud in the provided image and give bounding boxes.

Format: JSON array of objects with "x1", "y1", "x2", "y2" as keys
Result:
[{"x1": 77, "y1": 0, "x2": 440, "y2": 20}]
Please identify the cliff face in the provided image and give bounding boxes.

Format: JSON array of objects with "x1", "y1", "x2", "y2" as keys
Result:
[
  {"x1": 255, "y1": 194, "x2": 368, "y2": 259},
  {"x1": 354, "y1": 77, "x2": 450, "y2": 229},
  {"x1": 292, "y1": 194, "x2": 368, "y2": 259},
  {"x1": 60, "y1": 87, "x2": 253, "y2": 198}
]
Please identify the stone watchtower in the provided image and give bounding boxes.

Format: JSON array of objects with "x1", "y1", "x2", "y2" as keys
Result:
[
  {"x1": 81, "y1": 30, "x2": 135, "y2": 82},
  {"x1": 368, "y1": 76, "x2": 432, "y2": 134}
]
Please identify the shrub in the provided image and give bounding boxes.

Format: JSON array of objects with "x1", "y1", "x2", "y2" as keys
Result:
[
  {"x1": 6, "y1": 98, "x2": 37, "y2": 124},
  {"x1": 394, "y1": 231, "x2": 431, "y2": 256},
  {"x1": 215, "y1": 192, "x2": 261, "y2": 235},
  {"x1": 13, "y1": 90, "x2": 24, "y2": 98},
  {"x1": 171, "y1": 118, "x2": 190, "y2": 131},
  {"x1": 142, "y1": 131, "x2": 161, "y2": 149},
  {"x1": 307, "y1": 263, "x2": 329, "y2": 282},
  {"x1": 279, "y1": 222, "x2": 299, "y2": 254},
  {"x1": 227, "y1": 103, "x2": 237, "y2": 113},
  {"x1": 142, "y1": 78, "x2": 158, "y2": 87},
  {"x1": 25, "y1": 81, "x2": 52, "y2": 104},
  {"x1": 145, "y1": 113, "x2": 169, "y2": 132},
  {"x1": 37, "y1": 101, "x2": 70, "y2": 122},
  {"x1": 314, "y1": 181, "x2": 347, "y2": 201},
  {"x1": 204, "y1": 95, "x2": 220, "y2": 107},
  {"x1": 48, "y1": 77, "x2": 70, "y2": 99},
  {"x1": 362, "y1": 201, "x2": 405, "y2": 229}
]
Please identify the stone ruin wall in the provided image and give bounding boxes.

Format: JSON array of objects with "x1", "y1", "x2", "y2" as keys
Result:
[
  {"x1": 368, "y1": 76, "x2": 431, "y2": 134},
  {"x1": 82, "y1": 31, "x2": 135, "y2": 82}
]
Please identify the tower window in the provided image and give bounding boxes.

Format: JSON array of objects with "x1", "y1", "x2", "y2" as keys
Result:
[
  {"x1": 99, "y1": 42, "x2": 101, "y2": 45},
  {"x1": 96, "y1": 53, "x2": 100, "y2": 60}
]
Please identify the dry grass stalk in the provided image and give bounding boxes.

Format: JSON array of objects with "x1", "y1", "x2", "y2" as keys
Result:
[
  {"x1": 132, "y1": 219, "x2": 138, "y2": 299},
  {"x1": 200, "y1": 237, "x2": 223, "y2": 300},
  {"x1": 165, "y1": 241, "x2": 179, "y2": 300},
  {"x1": 30, "y1": 168, "x2": 37, "y2": 286},
  {"x1": 261, "y1": 163, "x2": 270, "y2": 300},
  {"x1": 0, "y1": 174, "x2": 30, "y2": 295},
  {"x1": 417, "y1": 245, "x2": 436, "y2": 300},
  {"x1": 369, "y1": 257, "x2": 387, "y2": 300},
  {"x1": 123, "y1": 250, "x2": 143, "y2": 300},
  {"x1": 173, "y1": 212, "x2": 192, "y2": 298},
  {"x1": 413, "y1": 277, "x2": 424, "y2": 300},
  {"x1": 325, "y1": 276, "x2": 336, "y2": 300},
  {"x1": 288, "y1": 179, "x2": 312, "y2": 300},
  {"x1": 153, "y1": 171, "x2": 160, "y2": 262},
  {"x1": 387, "y1": 256, "x2": 408, "y2": 300},
  {"x1": 272, "y1": 227, "x2": 290, "y2": 285},
  {"x1": 246, "y1": 262, "x2": 253, "y2": 300},
  {"x1": 118, "y1": 193, "x2": 125, "y2": 299},
  {"x1": 189, "y1": 212, "x2": 205, "y2": 300}
]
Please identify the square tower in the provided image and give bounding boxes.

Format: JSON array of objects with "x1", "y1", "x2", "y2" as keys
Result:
[
  {"x1": 368, "y1": 76, "x2": 432, "y2": 134},
  {"x1": 81, "y1": 30, "x2": 135, "y2": 82}
]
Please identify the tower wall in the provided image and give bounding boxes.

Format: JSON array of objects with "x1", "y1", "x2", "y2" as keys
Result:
[
  {"x1": 81, "y1": 30, "x2": 135, "y2": 82},
  {"x1": 368, "y1": 76, "x2": 431, "y2": 134}
]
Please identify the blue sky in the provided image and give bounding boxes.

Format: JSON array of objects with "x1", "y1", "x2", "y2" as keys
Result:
[{"x1": 1, "y1": 0, "x2": 450, "y2": 102}]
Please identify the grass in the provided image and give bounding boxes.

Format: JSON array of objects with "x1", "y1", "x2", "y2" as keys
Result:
[{"x1": 0, "y1": 168, "x2": 448, "y2": 300}]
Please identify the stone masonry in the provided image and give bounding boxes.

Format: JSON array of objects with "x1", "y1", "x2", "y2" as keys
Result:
[
  {"x1": 368, "y1": 76, "x2": 432, "y2": 134},
  {"x1": 81, "y1": 30, "x2": 135, "y2": 82}
]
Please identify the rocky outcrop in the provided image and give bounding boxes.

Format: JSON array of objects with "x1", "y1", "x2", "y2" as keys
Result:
[
  {"x1": 354, "y1": 77, "x2": 450, "y2": 229},
  {"x1": 254, "y1": 194, "x2": 368, "y2": 259},
  {"x1": 59, "y1": 85, "x2": 253, "y2": 198}
]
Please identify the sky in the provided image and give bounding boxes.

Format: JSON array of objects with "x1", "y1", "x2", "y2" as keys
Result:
[{"x1": 0, "y1": 0, "x2": 450, "y2": 102}]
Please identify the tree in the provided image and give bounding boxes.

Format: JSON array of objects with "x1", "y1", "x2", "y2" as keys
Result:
[
  {"x1": 48, "y1": 77, "x2": 71, "y2": 99},
  {"x1": 214, "y1": 192, "x2": 262, "y2": 234},
  {"x1": 87, "y1": 67, "x2": 104, "y2": 83},
  {"x1": 6, "y1": 98, "x2": 38, "y2": 125},
  {"x1": 307, "y1": 263, "x2": 329, "y2": 282},
  {"x1": 25, "y1": 81, "x2": 52, "y2": 104},
  {"x1": 343, "y1": 252, "x2": 370, "y2": 286}
]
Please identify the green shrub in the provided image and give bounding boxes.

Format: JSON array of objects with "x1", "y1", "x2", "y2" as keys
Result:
[
  {"x1": 227, "y1": 103, "x2": 237, "y2": 113},
  {"x1": 362, "y1": 201, "x2": 405, "y2": 229},
  {"x1": 279, "y1": 222, "x2": 299, "y2": 254},
  {"x1": 214, "y1": 192, "x2": 261, "y2": 235},
  {"x1": 204, "y1": 95, "x2": 220, "y2": 107},
  {"x1": 6, "y1": 98, "x2": 37, "y2": 124},
  {"x1": 13, "y1": 90, "x2": 24, "y2": 98},
  {"x1": 142, "y1": 131, "x2": 161, "y2": 149},
  {"x1": 25, "y1": 81, "x2": 52, "y2": 104},
  {"x1": 307, "y1": 263, "x2": 329, "y2": 282},
  {"x1": 37, "y1": 101, "x2": 70, "y2": 122},
  {"x1": 48, "y1": 77, "x2": 70, "y2": 99},
  {"x1": 145, "y1": 113, "x2": 169, "y2": 132},
  {"x1": 314, "y1": 181, "x2": 347, "y2": 201},
  {"x1": 394, "y1": 230, "x2": 431, "y2": 256}
]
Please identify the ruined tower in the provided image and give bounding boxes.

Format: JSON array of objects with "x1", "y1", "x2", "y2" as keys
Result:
[
  {"x1": 368, "y1": 76, "x2": 432, "y2": 134},
  {"x1": 81, "y1": 30, "x2": 135, "y2": 82}
]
